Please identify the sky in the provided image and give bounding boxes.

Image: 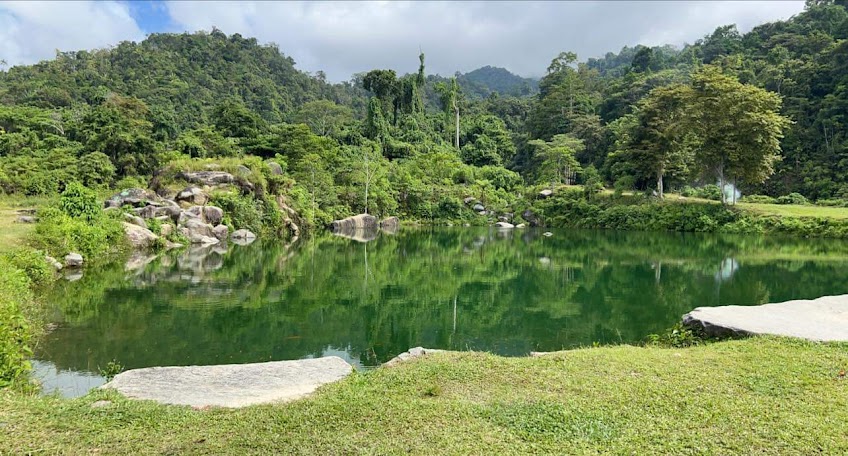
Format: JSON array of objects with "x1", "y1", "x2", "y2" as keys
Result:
[{"x1": 0, "y1": 1, "x2": 806, "y2": 82}]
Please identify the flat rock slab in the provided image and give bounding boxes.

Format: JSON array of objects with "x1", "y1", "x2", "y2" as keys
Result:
[
  {"x1": 102, "y1": 356, "x2": 353, "y2": 408},
  {"x1": 683, "y1": 294, "x2": 848, "y2": 341}
]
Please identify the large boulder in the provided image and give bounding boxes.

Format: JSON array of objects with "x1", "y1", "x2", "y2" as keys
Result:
[
  {"x1": 123, "y1": 222, "x2": 159, "y2": 249},
  {"x1": 231, "y1": 229, "x2": 257, "y2": 246},
  {"x1": 330, "y1": 214, "x2": 378, "y2": 233},
  {"x1": 155, "y1": 205, "x2": 183, "y2": 224},
  {"x1": 212, "y1": 224, "x2": 229, "y2": 241},
  {"x1": 495, "y1": 222, "x2": 515, "y2": 229},
  {"x1": 380, "y1": 216, "x2": 399, "y2": 231},
  {"x1": 123, "y1": 213, "x2": 148, "y2": 229},
  {"x1": 204, "y1": 206, "x2": 224, "y2": 226},
  {"x1": 179, "y1": 218, "x2": 219, "y2": 245},
  {"x1": 64, "y1": 252, "x2": 83, "y2": 268},
  {"x1": 175, "y1": 187, "x2": 209, "y2": 206},
  {"x1": 267, "y1": 162, "x2": 283, "y2": 175},
  {"x1": 522, "y1": 209, "x2": 542, "y2": 227},
  {"x1": 105, "y1": 188, "x2": 157, "y2": 208},
  {"x1": 472, "y1": 203, "x2": 485, "y2": 212},
  {"x1": 539, "y1": 189, "x2": 554, "y2": 199},
  {"x1": 177, "y1": 171, "x2": 234, "y2": 186}
]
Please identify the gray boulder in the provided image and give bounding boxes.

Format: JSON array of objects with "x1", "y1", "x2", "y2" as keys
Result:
[
  {"x1": 178, "y1": 171, "x2": 234, "y2": 186},
  {"x1": 160, "y1": 223, "x2": 174, "y2": 238},
  {"x1": 179, "y1": 219, "x2": 219, "y2": 245},
  {"x1": 495, "y1": 222, "x2": 515, "y2": 229},
  {"x1": 155, "y1": 205, "x2": 183, "y2": 224},
  {"x1": 522, "y1": 210, "x2": 542, "y2": 227},
  {"x1": 64, "y1": 252, "x2": 83, "y2": 268},
  {"x1": 463, "y1": 197, "x2": 478, "y2": 205},
  {"x1": 123, "y1": 213, "x2": 148, "y2": 229},
  {"x1": 267, "y1": 162, "x2": 283, "y2": 175},
  {"x1": 45, "y1": 255, "x2": 62, "y2": 271},
  {"x1": 472, "y1": 203, "x2": 485, "y2": 212},
  {"x1": 330, "y1": 214, "x2": 378, "y2": 233},
  {"x1": 212, "y1": 224, "x2": 229, "y2": 241},
  {"x1": 204, "y1": 206, "x2": 224, "y2": 226},
  {"x1": 539, "y1": 189, "x2": 554, "y2": 199},
  {"x1": 175, "y1": 187, "x2": 209, "y2": 206},
  {"x1": 105, "y1": 188, "x2": 156, "y2": 208},
  {"x1": 134, "y1": 205, "x2": 158, "y2": 220},
  {"x1": 231, "y1": 229, "x2": 257, "y2": 246},
  {"x1": 380, "y1": 216, "x2": 399, "y2": 230},
  {"x1": 123, "y1": 222, "x2": 159, "y2": 249}
]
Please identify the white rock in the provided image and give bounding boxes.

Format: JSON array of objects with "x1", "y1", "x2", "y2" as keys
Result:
[
  {"x1": 123, "y1": 222, "x2": 159, "y2": 249},
  {"x1": 516, "y1": 223, "x2": 526, "y2": 229},
  {"x1": 543, "y1": 232, "x2": 553, "y2": 237},
  {"x1": 683, "y1": 294, "x2": 848, "y2": 341},
  {"x1": 102, "y1": 357, "x2": 353, "y2": 408},
  {"x1": 64, "y1": 252, "x2": 83, "y2": 268},
  {"x1": 495, "y1": 222, "x2": 515, "y2": 229}
]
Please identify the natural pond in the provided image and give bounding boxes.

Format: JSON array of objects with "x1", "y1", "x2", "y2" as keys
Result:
[{"x1": 33, "y1": 227, "x2": 848, "y2": 397}]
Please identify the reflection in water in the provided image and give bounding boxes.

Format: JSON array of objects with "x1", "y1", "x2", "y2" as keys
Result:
[{"x1": 35, "y1": 228, "x2": 848, "y2": 397}]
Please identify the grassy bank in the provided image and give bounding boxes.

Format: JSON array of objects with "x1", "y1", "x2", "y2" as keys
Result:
[
  {"x1": 1, "y1": 337, "x2": 846, "y2": 454},
  {"x1": 530, "y1": 188, "x2": 848, "y2": 238}
]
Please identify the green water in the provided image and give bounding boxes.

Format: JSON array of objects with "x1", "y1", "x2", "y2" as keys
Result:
[{"x1": 33, "y1": 228, "x2": 848, "y2": 396}]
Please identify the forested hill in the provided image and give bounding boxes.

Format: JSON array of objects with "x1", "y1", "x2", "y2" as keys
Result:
[
  {"x1": 0, "y1": 0, "x2": 847, "y2": 204},
  {"x1": 0, "y1": 29, "x2": 366, "y2": 130}
]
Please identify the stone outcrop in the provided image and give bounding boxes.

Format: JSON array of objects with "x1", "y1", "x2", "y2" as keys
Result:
[
  {"x1": 105, "y1": 188, "x2": 157, "y2": 208},
  {"x1": 64, "y1": 252, "x2": 83, "y2": 268},
  {"x1": 123, "y1": 222, "x2": 159, "y2": 249},
  {"x1": 330, "y1": 214, "x2": 378, "y2": 233},
  {"x1": 175, "y1": 187, "x2": 209, "y2": 206},
  {"x1": 102, "y1": 356, "x2": 354, "y2": 408},
  {"x1": 178, "y1": 171, "x2": 234, "y2": 186},
  {"x1": 683, "y1": 294, "x2": 848, "y2": 341}
]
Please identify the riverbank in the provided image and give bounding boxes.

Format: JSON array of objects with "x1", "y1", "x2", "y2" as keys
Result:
[{"x1": 2, "y1": 336, "x2": 846, "y2": 454}]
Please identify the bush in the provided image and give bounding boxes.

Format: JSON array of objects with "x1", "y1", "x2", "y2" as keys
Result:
[
  {"x1": 210, "y1": 191, "x2": 284, "y2": 236},
  {"x1": 4, "y1": 248, "x2": 53, "y2": 287},
  {"x1": 698, "y1": 184, "x2": 722, "y2": 201},
  {"x1": 0, "y1": 257, "x2": 37, "y2": 388},
  {"x1": 776, "y1": 192, "x2": 809, "y2": 205},
  {"x1": 58, "y1": 182, "x2": 101, "y2": 221},
  {"x1": 815, "y1": 198, "x2": 848, "y2": 207}
]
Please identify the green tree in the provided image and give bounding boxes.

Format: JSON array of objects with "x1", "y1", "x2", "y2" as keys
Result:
[
  {"x1": 528, "y1": 134, "x2": 584, "y2": 185},
  {"x1": 78, "y1": 152, "x2": 116, "y2": 188}
]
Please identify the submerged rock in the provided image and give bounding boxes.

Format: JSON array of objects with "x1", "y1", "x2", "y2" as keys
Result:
[
  {"x1": 102, "y1": 357, "x2": 353, "y2": 408},
  {"x1": 330, "y1": 214, "x2": 378, "y2": 233},
  {"x1": 495, "y1": 222, "x2": 515, "y2": 229}
]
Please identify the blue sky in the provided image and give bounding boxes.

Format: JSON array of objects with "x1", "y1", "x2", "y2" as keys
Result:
[{"x1": 1, "y1": 1, "x2": 806, "y2": 81}]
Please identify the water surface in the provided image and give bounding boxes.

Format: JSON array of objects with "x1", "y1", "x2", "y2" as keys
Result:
[{"x1": 35, "y1": 228, "x2": 848, "y2": 397}]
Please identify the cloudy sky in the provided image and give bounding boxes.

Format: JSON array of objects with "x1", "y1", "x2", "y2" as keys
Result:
[{"x1": 0, "y1": 1, "x2": 805, "y2": 81}]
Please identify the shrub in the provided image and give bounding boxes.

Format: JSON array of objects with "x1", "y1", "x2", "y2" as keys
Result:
[
  {"x1": 739, "y1": 195, "x2": 777, "y2": 204},
  {"x1": 0, "y1": 257, "x2": 37, "y2": 388},
  {"x1": 4, "y1": 248, "x2": 53, "y2": 287},
  {"x1": 698, "y1": 184, "x2": 722, "y2": 201},
  {"x1": 59, "y1": 182, "x2": 101, "y2": 221},
  {"x1": 815, "y1": 198, "x2": 848, "y2": 207},
  {"x1": 776, "y1": 192, "x2": 809, "y2": 205},
  {"x1": 211, "y1": 191, "x2": 284, "y2": 236}
]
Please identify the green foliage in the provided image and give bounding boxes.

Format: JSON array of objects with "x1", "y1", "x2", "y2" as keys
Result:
[
  {"x1": 77, "y1": 152, "x2": 116, "y2": 189},
  {"x1": 98, "y1": 360, "x2": 124, "y2": 381},
  {"x1": 776, "y1": 192, "x2": 809, "y2": 205},
  {"x1": 646, "y1": 324, "x2": 704, "y2": 348},
  {"x1": 58, "y1": 182, "x2": 101, "y2": 221},
  {"x1": 0, "y1": 257, "x2": 37, "y2": 388},
  {"x1": 739, "y1": 194, "x2": 778, "y2": 204},
  {"x1": 3, "y1": 248, "x2": 53, "y2": 288},
  {"x1": 210, "y1": 192, "x2": 283, "y2": 237}
]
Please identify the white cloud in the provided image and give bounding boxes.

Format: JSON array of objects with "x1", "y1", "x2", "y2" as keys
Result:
[
  {"x1": 163, "y1": 1, "x2": 806, "y2": 82},
  {"x1": 0, "y1": 1, "x2": 144, "y2": 67}
]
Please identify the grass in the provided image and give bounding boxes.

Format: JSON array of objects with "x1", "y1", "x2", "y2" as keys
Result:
[
  {"x1": 0, "y1": 196, "x2": 53, "y2": 254},
  {"x1": 2, "y1": 337, "x2": 847, "y2": 455},
  {"x1": 738, "y1": 202, "x2": 848, "y2": 219}
]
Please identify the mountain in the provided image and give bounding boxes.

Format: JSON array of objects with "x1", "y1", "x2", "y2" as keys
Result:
[{"x1": 459, "y1": 66, "x2": 538, "y2": 97}]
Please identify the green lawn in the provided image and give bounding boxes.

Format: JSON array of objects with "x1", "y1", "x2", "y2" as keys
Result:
[
  {"x1": 0, "y1": 196, "x2": 51, "y2": 254},
  {"x1": 737, "y1": 202, "x2": 848, "y2": 219},
  {"x1": 2, "y1": 337, "x2": 847, "y2": 455}
]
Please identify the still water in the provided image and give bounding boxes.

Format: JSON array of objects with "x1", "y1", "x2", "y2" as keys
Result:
[{"x1": 34, "y1": 228, "x2": 848, "y2": 397}]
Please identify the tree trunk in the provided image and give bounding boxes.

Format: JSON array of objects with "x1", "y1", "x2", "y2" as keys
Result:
[
  {"x1": 656, "y1": 166, "x2": 664, "y2": 199},
  {"x1": 718, "y1": 162, "x2": 726, "y2": 205},
  {"x1": 454, "y1": 104, "x2": 460, "y2": 150}
]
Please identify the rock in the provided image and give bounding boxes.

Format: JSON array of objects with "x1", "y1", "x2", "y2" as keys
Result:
[
  {"x1": 523, "y1": 210, "x2": 542, "y2": 227},
  {"x1": 495, "y1": 222, "x2": 515, "y2": 229},
  {"x1": 179, "y1": 219, "x2": 219, "y2": 245},
  {"x1": 380, "y1": 216, "x2": 399, "y2": 231},
  {"x1": 204, "y1": 206, "x2": 224, "y2": 226},
  {"x1": 64, "y1": 252, "x2": 83, "y2": 268},
  {"x1": 123, "y1": 222, "x2": 159, "y2": 249},
  {"x1": 543, "y1": 232, "x2": 553, "y2": 237},
  {"x1": 125, "y1": 252, "x2": 158, "y2": 271},
  {"x1": 185, "y1": 205, "x2": 204, "y2": 219},
  {"x1": 472, "y1": 203, "x2": 485, "y2": 212},
  {"x1": 123, "y1": 213, "x2": 148, "y2": 229},
  {"x1": 155, "y1": 206, "x2": 183, "y2": 224},
  {"x1": 104, "y1": 188, "x2": 156, "y2": 208},
  {"x1": 539, "y1": 189, "x2": 554, "y2": 199},
  {"x1": 497, "y1": 215, "x2": 511, "y2": 223},
  {"x1": 45, "y1": 255, "x2": 62, "y2": 271},
  {"x1": 64, "y1": 270, "x2": 83, "y2": 282},
  {"x1": 212, "y1": 224, "x2": 229, "y2": 241},
  {"x1": 175, "y1": 186, "x2": 209, "y2": 206},
  {"x1": 236, "y1": 165, "x2": 251, "y2": 176},
  {"x1": 102, "y1": 357, "x2": 353, "y2": 408},
  {"x1": 682, "y1": 294, "x2": 848, "y2": 341},
  {"x1": 178, "y1": 171, "x2": 234, "y2": 186},
  {"x1": 134, "y1": 205, "x2": 158, "y2": 220},
  {"x1": 231, "y1": 229, "x2": 257, "y2": 246},
  {"x1": 384, "y1": 347, "x2": 447, "y2": 367},
  {"x1": 478, "y1": 211, "x2": 487, "y2": 216},
  {"x1": 516, "y1": 223, "x2": 526, "y2": 229},
  {"x1": 16, "y1": 215, "x2": 36, "y2": 224},
  {"x1": 267, "y1": 162, "x2": 283, "y2": 175},
  {"x1": 164, "y1": 241, "x2": 183, "y2": 250},
  {"x1": 177, "y1": 210, "x2": 200, "y2": 227},
  {"x1": 463, "y1": 197, "x2": 478, "y2": 205},
  {"x1": 330, "y1": 214, "x2": 378, "y2": 233},
  {"x1": 160, "y1": 223, "x2": 174, "y2": 238}
]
